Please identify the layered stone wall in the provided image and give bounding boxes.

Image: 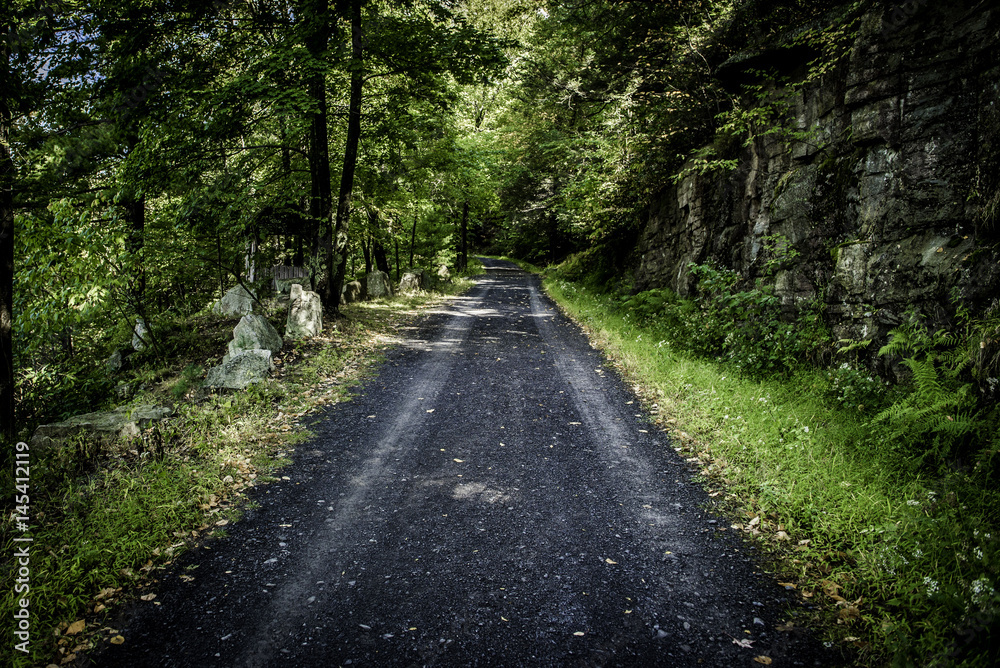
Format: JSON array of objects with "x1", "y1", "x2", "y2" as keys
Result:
[{"x1": 634, "y1": 1, "x2": 1000, "y2": 347}]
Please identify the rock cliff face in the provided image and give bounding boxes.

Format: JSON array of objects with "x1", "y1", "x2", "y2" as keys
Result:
[{"x1": 634, "y1": 1, "x2": 1000, "y2": 347}]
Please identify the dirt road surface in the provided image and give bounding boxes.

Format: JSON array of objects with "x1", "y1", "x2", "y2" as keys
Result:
[{"x1": 94, "y1": 259, "x2": 833, "y2": 667}]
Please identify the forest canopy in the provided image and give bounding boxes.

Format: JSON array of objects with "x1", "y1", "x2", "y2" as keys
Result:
[{"x1": 1, "y1": 0, "x2": 848, "y2": 439}]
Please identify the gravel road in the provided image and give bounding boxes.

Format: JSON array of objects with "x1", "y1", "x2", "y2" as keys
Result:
[{"x1": 93, "y1": 258, "x2": 834, "y2": 667}]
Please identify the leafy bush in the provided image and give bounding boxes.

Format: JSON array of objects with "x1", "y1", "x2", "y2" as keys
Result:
[
  {"x1": 825, "y1": 362, "x2": 892, "y2": 414},
  {"x1": 619, "y1": 262, "x2": 830, "y2": 377}
]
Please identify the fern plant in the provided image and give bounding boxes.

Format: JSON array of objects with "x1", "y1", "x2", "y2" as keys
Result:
[{"x1": 873, "y1": 317, "x2": 984, "y2": 471}]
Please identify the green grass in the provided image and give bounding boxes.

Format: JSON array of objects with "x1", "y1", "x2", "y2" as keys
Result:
[
  {"x1": 543, "y1": 277, "x2": 1000, "y2": 667},
  {"x1": 0, "y1": 284, "x2": 476, "y2": 668}
]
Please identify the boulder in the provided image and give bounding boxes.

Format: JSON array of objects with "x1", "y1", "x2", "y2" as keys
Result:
[
  {"x1": 342, "y1": 280, "x2": 363, "y2": 304},
  {"x1": 225, "y1": 314, "x2": 283, "y2": 362},
  {"x1": 365, "y1": 270, "x2": 393, "y2": 299},
  {"x1": 30, "y1": 404, "x2": 174, "y2": 449},
  {"x1": 204, "y1": 349, "x2": 274, "y2": 390},
  {"x1": 437, "y1": 264, "x2": 452, "y2": 282},
  {"x1": 132, "y1": 318, "x2": 150, "y2": 351},
  {"x1": 212, "y1": 285, "x2": 256, "y2": 317},
  {"x1": 286, "y1": 284, "x2": 323, "y2": 338},
  {"x1": 399, "y1": 271, "x2": 424, "y2": 294},
  {"x1": 106, "y1": 349, "x2": 127, "y2": 374}
]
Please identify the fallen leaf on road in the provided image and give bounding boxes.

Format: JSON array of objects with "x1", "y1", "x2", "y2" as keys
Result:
[
  {"x1": 605, "y1": 558, "x2": 618, "y2": 565},
  {"x1": 573, "y1": 631, "x2": 585, "y2": 636},
  {"x1": 110, "y1": 636, "x2": 125, "y2": 645},
  {"x1": 754, "y1": 656, "x2": 772, "y2": 665},
  {"x1": 426, "y1": 409, "x2": 434, "y2": 413},
  {"x1": 66, "y1": 620, "x2": 85, "y2": 635},
  {"x1": 453, "y1": 459, "x2": 464, "y2": 463},
  {"x1": 140, "y1": 594, "x2": 156, "y2": 602},
  {"x1": 733, "y1": 638, "x2": 754, "y2": 648}
]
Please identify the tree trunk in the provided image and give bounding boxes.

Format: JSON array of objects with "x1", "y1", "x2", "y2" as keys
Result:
[
  {"x1": 302, "y1": 0, "x2": 332, "y2": 298},
  {"x1": 1, "y1": 21, "x2": 15, "y2": 447},
  {"x1": 328, "y1": 0, "x2": 363, "y2": 313},
  {"x1": 373, "y1": 238, "x2": 389, "y2": 275},
  {"x1": 369, "y1": 210, "x2": 389, "y2": 275},
  {"x1": 123, "y1": 191, "x2": 146, "y2": 326},
  {"x1": 362, "y1": 234, "x2": 371, "y2": 275},
  {"x1": 409, "y1": 207, "x2": 417, "y2": 269}
]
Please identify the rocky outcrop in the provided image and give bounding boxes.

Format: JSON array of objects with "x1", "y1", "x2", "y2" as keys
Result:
[
  {"x1": 204, "y1": 349, "x2": 274, "y2": 389},
  {"x1": 286, "y1": 283, "x2": 323, "y2": 338},
  {"x1": 212, "y1": 285, "x2": 257, "y2": 317},
  {"x1": 30, "y1": 404, "x2": 174, "y2": 449},
  {"x1": 634, "y1": 1, "x2": 1000, "y2": 351}
]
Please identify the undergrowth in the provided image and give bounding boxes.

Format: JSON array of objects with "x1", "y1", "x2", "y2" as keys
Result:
[
  {"x1": 0, "y1": 275, "x2": 477, "y2": 668},
  {"x1": 543, "y1": 272, "x2": 1000, "y2": 668}
]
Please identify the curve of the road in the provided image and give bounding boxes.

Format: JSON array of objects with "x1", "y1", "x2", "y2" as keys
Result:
[{"x1": 93, "y1": 258, "x2": 834, "y2": 667}]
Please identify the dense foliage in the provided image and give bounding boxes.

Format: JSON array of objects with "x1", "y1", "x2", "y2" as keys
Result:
[{"x1": 3, "y1": 0, "x2": 507, "y2": 438}]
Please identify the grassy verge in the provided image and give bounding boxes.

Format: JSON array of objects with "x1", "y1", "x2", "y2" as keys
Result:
[
  {"x1": 1, "y1": 272, "x2": 479, "y2": 668},
  {"x1": 542, "y1": 276, "x2": 999, "y2": 667}
]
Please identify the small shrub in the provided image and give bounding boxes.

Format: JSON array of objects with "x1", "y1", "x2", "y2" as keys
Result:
[{"x1": 825, "y1": 362, "x2": 891, "y2": 414}]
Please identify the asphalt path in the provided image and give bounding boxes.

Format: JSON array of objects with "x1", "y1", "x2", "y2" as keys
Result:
[{"x1": 94, "y1": 258, "x2": 832, "y2": 667}]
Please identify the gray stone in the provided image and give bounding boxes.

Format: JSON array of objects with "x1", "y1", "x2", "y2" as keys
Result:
[
  {"x1": 364, "y1": 271, "x2": 393, "y2": 299},
  {"x1": 106, "y1": 349, "x2": 125, "y2": 374},
  {"x1": 226, "y1": 314, "x2": 283, "y2": 362},
  {"x1": 286, "y1": 284, "x2": 323, "y2": 338},
  {"x1": 212, "y1": 285, "x2": 257, "y2": 317},
  {"x1": 399, "y1": 271, "x2": 424, "y2": 294},
  {"x1": 30, "y1": 404, "x2": 174, "y2": 449},
  {"x1": 204, "y1": 349, "x2": 274, "y2": 390},
  {"x1": 132, "y1": 318, "x2": 149, "y2": 351},
  {"x1": 343, "y1": 280, "x2": 363, "y2": 304},
  {"x1": 437, "y1": 264, "x2": 452, "y2": 282}
]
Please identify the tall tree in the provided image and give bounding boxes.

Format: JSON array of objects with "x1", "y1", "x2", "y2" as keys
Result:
[
  {"x1": 300, "y1": 0, "x2": 334, "y2": 292},
  {"x1": 1, "y1": 7, "x2": 15, "y2": 446},
  {"x1": 328, "y1": 0, "x2": 363, "y2": 312}
]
